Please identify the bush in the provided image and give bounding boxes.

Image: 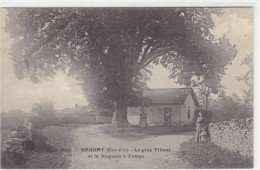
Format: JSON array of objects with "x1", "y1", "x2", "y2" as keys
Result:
[
  {"x1": 1, "y1": 109, "x2": 33, "y2": 130},
  {"x1": 31, "y1": 100, "x2": 57, "y2": 128},
  {"x1": 208, "y1": 91, "x2": 253, "y2": 122}
]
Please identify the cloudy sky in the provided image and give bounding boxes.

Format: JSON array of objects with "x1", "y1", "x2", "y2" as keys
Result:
[{"x1": 1, "y1": 8, "x2": 253, "y2": 112}]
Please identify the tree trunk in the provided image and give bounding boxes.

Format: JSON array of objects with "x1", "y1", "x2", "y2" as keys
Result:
[
  {"x1": 205, "y1": 87, "x2": 210, "y2": 113},
  {"x1": 139, "y1": 105, "x2": 148, "y2": 127},
  {"x1": 205, "y1": 96, "x2": 208, "y2": 112},
  {"x1": 139, "y1": 91, "x2": 147, "y2": 127},
  {"x1": 111, "y1": 99, "x2": 130, "y2": 128},
  {"x1": 111, "y1": 72, "x2": 132, "y2": 128}
]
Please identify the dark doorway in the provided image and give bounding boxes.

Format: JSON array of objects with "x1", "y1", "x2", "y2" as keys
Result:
[{"x1": 164, "y1": 108, "x2": 172, "y2": 126}]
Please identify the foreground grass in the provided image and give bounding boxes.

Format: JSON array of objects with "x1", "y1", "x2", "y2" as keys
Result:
[
  {"x1": 22, "y1": 125, "x2": 76, "y2": 168},
  {"x1": 101, "y1": 125, "x2": 194, "y2": 140},
  {"x1": 178, "y1": 138, "x2": 253, "y2": 169},
  {"x1": 2, "y1": 125, "x2": 77, "y2": 169}
]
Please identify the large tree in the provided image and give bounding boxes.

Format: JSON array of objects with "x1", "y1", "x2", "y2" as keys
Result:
[
  {"x1": 161, "y1": 32, "x2": 237, "y2": 112},
  {"x1": 237, "y1": 54, "x2": 253, "y2": 108},
  {"x1": 5, "y1": 8, "x2": 236, "y2": 127}
]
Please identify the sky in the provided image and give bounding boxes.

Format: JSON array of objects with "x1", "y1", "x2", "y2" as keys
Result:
[
  {"x1": 0, "y1": 8, "x2": 254, "y2": 112},
  {"x1": 147, "y1": 8, "x2": 253, "y2": 95}
]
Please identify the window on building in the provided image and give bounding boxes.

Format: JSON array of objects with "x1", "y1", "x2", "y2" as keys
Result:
[{"x1": 188, "y1": 110, "x2": 190, "y2": 119}]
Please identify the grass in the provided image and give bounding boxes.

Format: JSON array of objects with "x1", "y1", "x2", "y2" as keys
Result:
[
  {"x1": 101, "y1": 125, "x2": 194, "y2": 140},
  {"x1": 178, "y1": 137, "x2": 253, "y2": 169},
  {"x1": 21, "y1": 152, "x2": 69, "y2": 169},
  {"x1": 42, "y1": 125, "x2": 75, "y2": 152},
  {"x1": 21, "y1": 125, "x2": 76, "y2": 169},
  {"x1": 1, "y1": 125, "x2": 77, "y2": 169}
]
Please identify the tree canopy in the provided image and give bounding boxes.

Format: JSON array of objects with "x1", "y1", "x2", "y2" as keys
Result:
[
  {"x1": 237, "y1": 54, "x2": 253, "y2": 107},
  {"x1": 5, "y1": 8, "x2": 237, "y2": 126}
]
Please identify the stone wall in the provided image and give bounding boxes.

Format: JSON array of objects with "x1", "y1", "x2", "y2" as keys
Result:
[
  {"x1": 2, "y1": 121, "x2": 33, "y2": 155},
  {"x1": 208, "y1": 117, "x2": 253, "y2": 157}
]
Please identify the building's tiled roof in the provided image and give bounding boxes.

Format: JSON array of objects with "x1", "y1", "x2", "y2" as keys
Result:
[{"x1": 143, "y1": 88, "x2": 199, "y2": 106}]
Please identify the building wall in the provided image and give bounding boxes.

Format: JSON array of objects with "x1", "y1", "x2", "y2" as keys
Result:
[
  {"x1": 127, "y1": 93, "x2": 197, "y2": 126},
  {"x1": 181, "y1": 94, "x2": 196, "y2": 125},
  {"x1": 170, "y1": 105, "x2": 182, "y2": 126},
  {"x1": 208, "y1": 118, "x2": 253, "y2": 157},
  {"x1": 145, "y1": 105, "x2": 164, "y2": 126},
  {"x1": 127, "y1": 105, "x2": 181, "y2": 126},
  {"x1": 127, "y1": 107, "x2": 141, "y2": 125}
]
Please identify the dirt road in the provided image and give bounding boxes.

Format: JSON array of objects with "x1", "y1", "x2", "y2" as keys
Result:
[{"x1": 70, "y1": 124, "x2": 194, "y2": 169}]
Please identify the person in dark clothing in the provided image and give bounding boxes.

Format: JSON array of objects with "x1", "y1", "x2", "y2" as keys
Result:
[{"x1": 195, "y1": 111, "x2": 206, "y2": 143}]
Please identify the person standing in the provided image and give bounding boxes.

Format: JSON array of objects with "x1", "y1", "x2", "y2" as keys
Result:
[{"x1": 195, "y1": 111, "x2": 206, "y2": 143}]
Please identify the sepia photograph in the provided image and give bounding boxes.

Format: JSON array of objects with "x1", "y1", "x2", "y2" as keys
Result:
[{"x1": 0, "y1": 4, "x2": 255, "y2": 169}]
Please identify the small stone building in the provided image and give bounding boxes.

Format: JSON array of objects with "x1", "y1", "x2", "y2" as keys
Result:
[{"x1": 127, "y1": 88, "x2": 199, "y2": 126}]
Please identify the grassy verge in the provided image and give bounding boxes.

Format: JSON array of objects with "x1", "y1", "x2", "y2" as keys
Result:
[
  {"x1": 178, "y1": 138, "x2": 253, "y2": 169},
  {"x1": 1, "y1": 125, "x2": 76, "y2": 169},
  {"x1": 22, "y1": 125, "x2": 75, "y2": 169},
  {"x1": 101, "y1": 125, "x2": 194, "y2": 140}
]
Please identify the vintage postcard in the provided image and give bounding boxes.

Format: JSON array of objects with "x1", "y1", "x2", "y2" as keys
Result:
[{"x1": 0, "y1": 3, "x2": 255, "y2": 169}]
